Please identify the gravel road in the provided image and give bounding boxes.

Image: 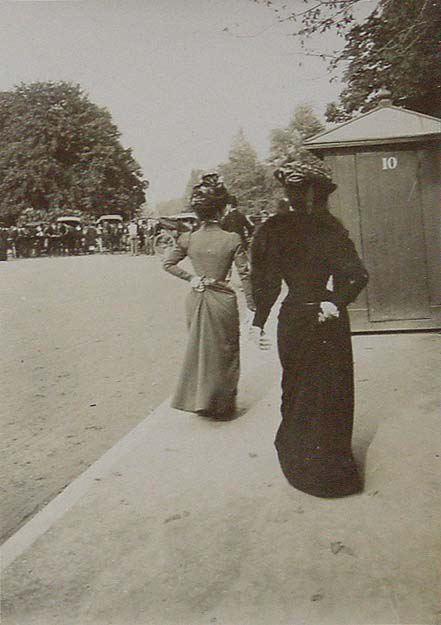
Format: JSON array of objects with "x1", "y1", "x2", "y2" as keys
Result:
[{"x1": 1, "y1": 253, "x2": 207, "y2": 541}]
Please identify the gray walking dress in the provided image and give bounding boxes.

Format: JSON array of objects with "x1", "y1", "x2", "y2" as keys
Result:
[{"x1": 163, "y1": 222, "x2": 254, "y2": 416}]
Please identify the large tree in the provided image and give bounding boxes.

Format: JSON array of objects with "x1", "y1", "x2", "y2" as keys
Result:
[
  {"x1": 326, "y1": 0, "x2": 441, "y2": 120},
  {"x1": 0, "y1": 81, "x2": 148, "y2": 224},
  {"x1": 255, "y1": 1, "x2": 441, "y2": 120},
  {"x1": 218, "y1": 129, "x2": 271, "y2": 214}
]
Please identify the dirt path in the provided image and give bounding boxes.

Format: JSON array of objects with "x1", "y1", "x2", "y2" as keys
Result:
[
  {"x1": 2, "y1": 329, "x2": 440, "y2": 625},
  {"x1": 1, "y1": 254, "x2": 205, "y2": 542}
]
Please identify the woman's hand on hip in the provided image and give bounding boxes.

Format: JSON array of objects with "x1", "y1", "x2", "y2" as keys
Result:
[{"x1": 190, "y1": 276, "x2": 204, "y2": 292}]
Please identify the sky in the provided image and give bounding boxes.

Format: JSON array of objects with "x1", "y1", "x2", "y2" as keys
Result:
[{"x1": 0, "y1": 0, "x2": 376, "y2": 205}]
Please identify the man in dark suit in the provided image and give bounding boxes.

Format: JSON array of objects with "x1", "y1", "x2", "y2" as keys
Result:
[{"x1": 221, "y1": 196, "x2": 254, "y2": 249}]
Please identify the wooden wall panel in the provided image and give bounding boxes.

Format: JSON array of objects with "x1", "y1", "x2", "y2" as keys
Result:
[
  {"x1": 355, "y1": 149, "x2": 431, "y2": 321},
  {"x1": 418, "y1": 146, "x2": 441, "y2": 306},
  {"x1": 311, "y1": 139, "x2": 440, "y2": 331},
  {"x1": 324, "y1": 152, "x2": 368, "y2": 311}
]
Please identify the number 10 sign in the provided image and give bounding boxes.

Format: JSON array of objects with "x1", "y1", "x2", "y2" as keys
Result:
[{"x1": 382, "y1": 156, "x2": 398, "y2": 170}]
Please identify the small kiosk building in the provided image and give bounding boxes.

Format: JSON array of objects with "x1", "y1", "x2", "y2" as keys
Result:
[{"x1": 304, "y1": 104, "x2": 441, "y2": 332}]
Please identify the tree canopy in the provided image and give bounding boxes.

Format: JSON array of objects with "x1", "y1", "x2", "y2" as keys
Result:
[
  {"x1": 0, "y1": 81, "x2": 148, "y2": 225},
  {"x1": 254, "y1": 0, "x2": 361, "y2": 38},
  {"x1": 218, "y1": 129, "x2": 271, "y2": 214},
  {"x1": 173, "y1": 111, "x2": 324, "y2": 218},
  {"x1": 255, "y1": 0, "x2": 441, "y2": 121},
  {"x1": 326, "y1": 0, "x2": 441, "y2": 120},
  {"x1": 269, "y1": 104, "x2": 325, "y2": 164}
]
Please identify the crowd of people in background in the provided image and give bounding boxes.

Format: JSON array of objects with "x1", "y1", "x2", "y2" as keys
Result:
[
  {"x1": 0, "y1": 218, "x2": 158, "y2": 261},
  {"x1": 0, "y1": 193, "x2": 282, "y2": 263}
]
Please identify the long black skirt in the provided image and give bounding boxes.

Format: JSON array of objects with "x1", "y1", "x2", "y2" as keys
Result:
[{"x1": 275, "y1": 302, "x2": 362, "y2": 498}]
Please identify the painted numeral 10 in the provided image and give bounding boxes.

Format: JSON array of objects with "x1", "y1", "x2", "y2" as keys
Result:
[{"x1": 382, "y1": 156, "x2": 398, "y2": 170}]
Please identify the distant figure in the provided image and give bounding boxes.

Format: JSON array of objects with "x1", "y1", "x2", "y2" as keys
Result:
[
  {"x1": 128, "y1": 220, "x2": 138, "y2": 255},
  {"x1": 96, "y1": 224, "x2": 104, "y2": 253},
  {"x1": 35, "y1": 225, "x2": 46, "y2": 256},
  {"x1": 0, "y1": 225, "x2": 9, "y2": 261},
  {"x1": 84, "y1": 224, "x2": 97, "y2": 253},
  {"x1": 63, "y1": 225, "x2": 76, "y2": 256},
  {"x1": 221, "y1": 196, "x2": 254, "y2": 249},
  {"x1": 16, "y1": 226, "x2": 32, "y2": 258},
  {"x1": 137, "y1": 222, "x2": 146, "y2": 253},
  {"x1": 102, "y1": 222, "x2": 112, "y2": 252},
  {"x1": 145, "y1": 219, "x2": 155, "y2": 255},
  {"x1": 109, "y1": 223, "x2": 120, "y2": 253},
  {"x1": 44, "y1": 223, "x2": 56, "y2": 255},
  {"x1": 250, "y1": 155, "x2": 369, "y2": 498}
]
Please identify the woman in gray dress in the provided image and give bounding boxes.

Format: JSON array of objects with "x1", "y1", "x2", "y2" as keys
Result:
[{"x1": 163, "y1": 177, "x2": 255, "y2": 420}]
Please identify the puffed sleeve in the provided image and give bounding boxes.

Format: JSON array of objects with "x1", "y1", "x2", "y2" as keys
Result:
[
  {"x1": 231, "y1": 234, "x2": 255, "y2": 310},
  {"x1": 250, "y1": 221, "x2": 282, "y2": 329},
  {"x1": 328, "y1": 233, "x2": 369, "y2": 306},
  {"x1": 162, "y1": 233, "x2": 194, "y2": 282}
]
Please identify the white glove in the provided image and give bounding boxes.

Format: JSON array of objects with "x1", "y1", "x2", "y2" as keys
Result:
[
  {"x1": 190, "y1": 276, "x2": 216, "y2": 292},
  {"x1": 190, "y1": 276, "x2": 204, "y2": 292},
  {"x1": 318, "y1": 301, "x2": 340, "y2": 323},
  {"x1": 259, "y1": 330, "x2": 271, "y2": 350},
  {"x1": 248, "y1": 326, "x2": 271, "y2": 350}
]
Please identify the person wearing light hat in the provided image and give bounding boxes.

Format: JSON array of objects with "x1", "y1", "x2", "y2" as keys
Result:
[{"x1": 250, "y1": 152, "x2": 369, "y2": 498}]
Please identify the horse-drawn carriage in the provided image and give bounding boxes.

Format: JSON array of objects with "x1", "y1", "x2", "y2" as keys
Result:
[{"x1": 153, "y1": 212, "x2": 199, "y2": 255}]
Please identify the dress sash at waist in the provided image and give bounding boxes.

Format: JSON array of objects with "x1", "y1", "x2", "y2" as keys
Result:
[{"x1": 193, "y1": 277, "x2": 235, "y2": 295}]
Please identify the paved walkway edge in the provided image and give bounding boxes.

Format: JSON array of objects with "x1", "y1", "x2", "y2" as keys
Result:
[
  {"x1": 1, "y1": 337, "x2": 274, "y2": 571},
  {"x1": 1, "y1": 398, "x2": 171, "y2": 570}
]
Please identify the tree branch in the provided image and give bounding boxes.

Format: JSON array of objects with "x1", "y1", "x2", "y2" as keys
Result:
[{"x1": 293, "y1": 0, "x2": 359, "y2": 18}]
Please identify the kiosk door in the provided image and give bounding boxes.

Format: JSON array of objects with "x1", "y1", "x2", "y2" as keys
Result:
[{"x1": 356, "y1": 149, "x2": 431, "y2": 321}]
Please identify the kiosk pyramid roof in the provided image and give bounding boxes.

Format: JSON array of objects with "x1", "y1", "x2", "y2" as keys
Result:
[{"x1": 304, "y1": 105, "x2": 441, "y2": 150}]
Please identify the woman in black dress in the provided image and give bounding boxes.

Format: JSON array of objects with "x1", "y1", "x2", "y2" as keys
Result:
[{"x1": 250, "y1": 155, "x2": 369, "y2": 498}]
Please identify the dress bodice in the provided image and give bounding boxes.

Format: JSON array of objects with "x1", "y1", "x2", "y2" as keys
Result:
[
  {"x1": 184, "y1": 224, "x2": 240, "y2": 280},
  {"x1": 163, "y1": 222, "x2": 255, "y2": 309},
  {"x1": 251, "y1": 213, "x2": 369, "y2": 327}
]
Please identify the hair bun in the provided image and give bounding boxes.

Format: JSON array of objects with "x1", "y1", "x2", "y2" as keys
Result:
[{"x1": 190, "y1": 173, "x2": 229, "y2": 212}]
